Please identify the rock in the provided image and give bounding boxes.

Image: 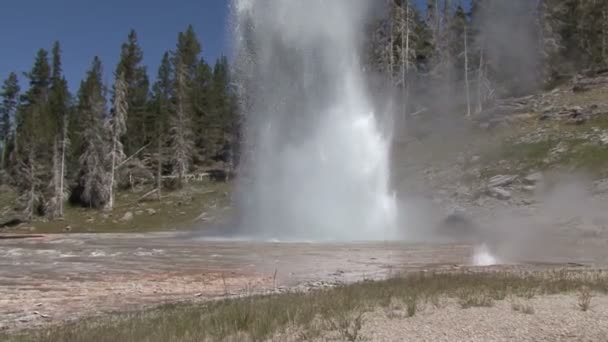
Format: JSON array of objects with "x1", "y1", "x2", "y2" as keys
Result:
[
  {"x1": 85, "y1": 217, "x2": 94, "y2": 223},
  {"x1": 0, "y1": 218, "x2": 24, "y2": 228},
  {"x1": 101, "y1": 213, "x2": 110, "y2": 219},
  {"x1": 522, "y1": 185, "x2": 536, "y2": 192},
  {"x1": 120, "y1": 211, "x2": 134, "y2": 222},
  {"x1": 470, "y1": 155, "x2": 481, "y2": 163},
  {"x1": 135, "y1": 210, "x2": 143, "y2": 216},
  {"x1": 488, "y1": 174, "x2": 517, "y2": 188},
  {"x1": 63, "y1": 225, "x2": 72, "y2": 232},
  {"x1": 521, "y1": 198, "x2": 535, "y2": 205},
  {"x1": 146, "y1": 208, "x2": 157, "y2": 215},
  {"x1": 524, "y1": 172, "x2": 543, "y2": 185},
  {"x1": 593, "y1": 179, "x2": 608, "y2": 193},
  {"x1": 488, "y1": 187, "x2": 512, "y2": 200}
]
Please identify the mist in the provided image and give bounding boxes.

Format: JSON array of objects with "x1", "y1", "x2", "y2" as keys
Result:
[{"x1": 232, "y1": 0, "x2": 400, "y2": 241}]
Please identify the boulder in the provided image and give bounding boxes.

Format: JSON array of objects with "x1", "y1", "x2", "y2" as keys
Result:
[
  {"x1": 488, "y1": 187, "x2": 512, "y2": 200},
  {"x1": 120, "y1": 211, "x2": 134, "y2": 222},
  {"x1": 524, "y1": 172, "x2": 543, "y2": 185},
  {"x1": 488, "y1": 174, "x2": 517, "y2": 188}
]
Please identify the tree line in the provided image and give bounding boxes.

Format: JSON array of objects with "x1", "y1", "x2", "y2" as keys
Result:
[
  {"x1": 0, "y1": 26, "x2": 238, "y2": 220},
  {"x1": 367, "y1": 0, "x2": 608, "y2": 124}
]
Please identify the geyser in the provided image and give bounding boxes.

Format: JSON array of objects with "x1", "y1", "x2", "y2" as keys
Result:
[{"x1": 232, "y1": 0, "x2": 398, "y2": 241}]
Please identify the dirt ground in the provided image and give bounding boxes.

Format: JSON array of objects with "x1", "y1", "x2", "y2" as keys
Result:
[
  {"x1": 0, "y1": 233, "x2": 471, "y2": 332},
  {"x1": 2, "y1": 230, "x2": 607, "y2": 333},
  {"x1": 295, "y1": 294, "x2": 608, "y2": 342}
]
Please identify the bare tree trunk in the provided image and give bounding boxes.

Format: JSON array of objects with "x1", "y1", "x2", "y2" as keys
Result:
[
  {"x1": 0, "y1": 137, "x2": 6, "y2": 171},
  {"x1": 156, "y1": 135, "x2": 162, "y2": 201},
  {"x1": 27, "y1": 150, "x2": 36, "y2": 220},
  {"x1": 401, "y1": 1, "x2": 409, "y2": 132},
  {"x1": 388, "y1": 0, "x2": 394, "y2": 83},
  {"x1": 58, "y1": 115, "x2": 67, "y2": 217},
  {"x1": 476, "y1": 42, "x2": 485, "y2": 114},
  {"x1": 603, "y1": 9, "x2": 608, "y2": 64},
  {"x1": 107, "y1": 136, "x2": 117, "y2": 210},
  {"x1": 464, "y1": 25, "x2": 471, "y2": 117},
  {"x1": 51, "y1": 139, "x2": 60, "y2": 218}
]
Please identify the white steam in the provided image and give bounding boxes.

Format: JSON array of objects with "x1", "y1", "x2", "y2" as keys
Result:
[
  {"x1": 232, "y1": 0, "x2": 398, "y2": 241},
  {"x1": 473, "y1": 244, "x2": 498, "y2": 266}
]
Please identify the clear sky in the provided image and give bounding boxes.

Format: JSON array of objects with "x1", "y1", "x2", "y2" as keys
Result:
[
  {"x1": 0, "y1": 0, "x2": 230, "y2": 92},
  {"x1": 0, "y1": 1, "x2": 469, "y2": 93}
]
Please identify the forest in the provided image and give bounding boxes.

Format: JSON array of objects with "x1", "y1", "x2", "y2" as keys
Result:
[{"x1": 1, "y1": 0, "x2": 607, "y2": 221}]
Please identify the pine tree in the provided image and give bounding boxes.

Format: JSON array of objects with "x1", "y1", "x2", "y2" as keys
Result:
[
  {"x1": 177, "y1": 25, "x2": 202, "y2": 79},
  {"x1": 169, "y1": 57, "x2": 194, "y2": 187},
  {"x1": 210, "y1": 56, "x2": 237, "y2": 166},
  {"x1": 447, "y1": 5, "x2": 471, "y2": 115},
  {"x1": 106, "y1": 72, "x2": 128, "y2": 210},
  {"x1": 74, "y1": 57, "x2": 109, "y2": 208},
  {"x1": 16, "y1": 49, "x2": 52, "y2": 219},
  {"x1": 151, "y1": 52, "x2": 173, "y2": 198},
  {"x1": 47, "y1": 42, "x2": 70, "y2": 217},
  {"x1": 0, "y1": 73, "x2": 20, "y2": 172},
  {"x1": 115, "y1": 30, "x2": 150, "y2": 155},
  {"x1": 167, "y1": 25, "x2": 201, "y2": 186},
  {"x1": 192, "y1": 58, "x2": 213, "y2": 162}
]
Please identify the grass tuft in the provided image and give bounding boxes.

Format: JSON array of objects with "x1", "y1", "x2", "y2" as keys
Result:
[
  {"x1": 578, "y1": 286, "x2": 593, "y2": 312},
  {"x1": 3, "y1": 270, "x2": 608, "y2": 342}
]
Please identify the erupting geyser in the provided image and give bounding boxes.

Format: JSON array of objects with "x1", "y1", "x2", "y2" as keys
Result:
[{"x1": 232, "y1": 0, "x2": 399, "y2": 241}]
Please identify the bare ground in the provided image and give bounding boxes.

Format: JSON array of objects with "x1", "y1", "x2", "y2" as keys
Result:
[
  {"x1": 303, "y1": 294, "x2": 608, "y2": 341},
  {"x1": 0, "y1": 233, "x2": 476, "y2": 332}
]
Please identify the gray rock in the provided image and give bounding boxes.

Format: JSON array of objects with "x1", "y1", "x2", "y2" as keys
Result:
[
  {"x1": 593, "y1": 179, "x2": 608, "y2": 193},
  {"x1": 135, "y1": 210, "x2": 143, "y2": 216},
  {"x1": 488, "y1": 174, "x2": 517, "y2": 188},
  {"x1": 146, "y1": 208, "x2": 157, "y2": 215},
  {"x1": 522, "y1": 185, "x2": 536, "y2": 192},
  {"x1": 524, "y1": 172, "x2": 543, "y2": 185},
  {"x1": 120, "y1": 211, "x2": 134, "y2": 222},
  {"x1": 488, "y1": 187, "x2": 512, "y2": 200}
]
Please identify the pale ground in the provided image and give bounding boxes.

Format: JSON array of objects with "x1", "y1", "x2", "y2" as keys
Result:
[
  {"x1": 0, "y1": 233, "x2": 475, "y2": 332},
  {"x1": 302, "y1": 294, "x2": 608, "y2": 342}
]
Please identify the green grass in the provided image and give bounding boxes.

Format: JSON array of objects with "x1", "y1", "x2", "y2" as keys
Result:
[
  {"x1": 479, "y1": 123, "x2": 608, "y2": 179},
  {"x1": 3, "y1": 270, "x2": 607, "y2": 342},
  {"x1": 2, "y1": 182, "x2": 232, "y2": 234}
]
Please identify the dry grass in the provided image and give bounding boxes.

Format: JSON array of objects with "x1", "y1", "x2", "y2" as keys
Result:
[
  {"x1": 511, "y1": 299, "x2": 535, "y2": 315},
  {"x1": 3, "y1": 269, "x2": 608, "y2": 342},
  {"x1": 578, "y1": 286, "x2": 593, "y2": 311},
  {"x1": 1, "y1": 182, "x2": 232, "y2": 234}
]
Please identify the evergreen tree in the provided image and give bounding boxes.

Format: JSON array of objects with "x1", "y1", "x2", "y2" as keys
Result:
[
  {"x1": 169, "y1": 57, "x2": 194, "y2": 187},
  {"x1": 210, "y1": 56, "x2": 237, "y2": 165},
  {"x1": 47, "y1": 41, "x2": 71, "y2": 217},
  {"x1": 192, "y1": 58, "x2": 213, "y2": 163},
  {"x1": 16, "y1": 49, "x2": 52, "y2": 218},
  {"x1": 115, "y1": 30, "x2": 150, "y2": 155},
  {"x1": 151, "y1": 52, "x2": 173, "y2": 198},
  {"x1": 167, "y1": 25, "x2": 201, "y2": 185},
  {"x1": 176, "y1": 25, "x2": 202, "y2": 79},
  {"x1": 74, "y1": 57, "x2": 109, "y2": 208},
  {"x1": 0, "y1": 73, "x2": 20, "y2": 171},
  {"x1": 106, "y1": 71, "x2": 128, "y2": 210}
]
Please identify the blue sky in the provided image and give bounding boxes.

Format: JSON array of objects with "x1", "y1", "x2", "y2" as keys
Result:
[
  {"x1": 0, "y1": 0, "x2": 230, "y2": 92},
  {"x1": 0, "y1": 1, "x2": 469, "y2": 93}
]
